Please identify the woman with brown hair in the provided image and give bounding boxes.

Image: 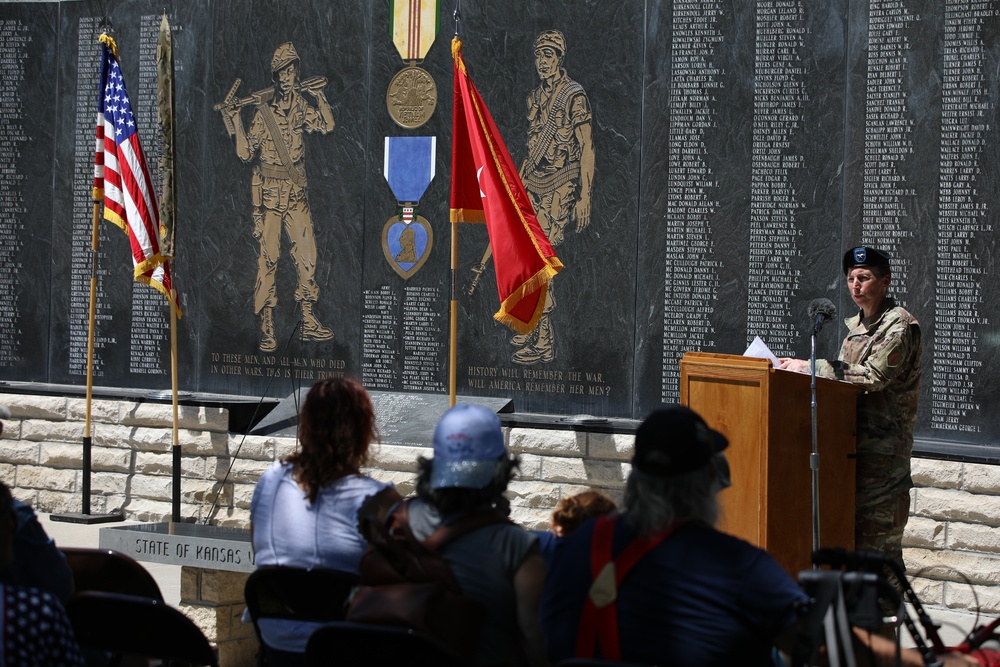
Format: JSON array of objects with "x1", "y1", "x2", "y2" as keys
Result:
[
  {"x1": 536, "y1": 490, "x2": 617, "y2": 567},
  {"x1": 249, "y1": 376, "x2": 390, "y2": 653},
  {"x1": 549, "y1": 490, "x2": 617, "y2": 538}
]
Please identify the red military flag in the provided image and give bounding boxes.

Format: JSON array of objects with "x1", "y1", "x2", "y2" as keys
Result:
[
  {"x1": 93, "y1": 33, "x2": 179, "y2": 312},
  {"x1": 449, "y1": 37, "x2": 562, "y2": 334}
]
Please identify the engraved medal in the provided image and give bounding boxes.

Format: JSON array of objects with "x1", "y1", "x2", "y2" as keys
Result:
[
  {"x1": 387, "y1": 0, "x2": 440, "y2": 129},
  {"x1": 387, "y1": 66, "x2": 438, "y2": 129},
  {"x1": 382, "y1": 136, "x2": 436, "y2": 279}
]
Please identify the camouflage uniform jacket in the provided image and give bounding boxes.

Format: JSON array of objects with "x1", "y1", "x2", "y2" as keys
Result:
[
  {"x1": 247, "y1": 92, "x2": 331, "y2": 183},
  {"x1": 522, "y1": 70, "x2": 591, "y2": 192},
  {"x1": 816, "y1": 298, "x2": 921, "y2": 491}
]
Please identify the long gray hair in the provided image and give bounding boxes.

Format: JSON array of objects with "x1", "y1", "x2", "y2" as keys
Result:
[{"x1": 623, "y1": 464, "x2": 719, "y2": 535}]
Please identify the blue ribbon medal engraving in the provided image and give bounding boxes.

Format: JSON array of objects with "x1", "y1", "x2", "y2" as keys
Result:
[{"x1": 382, "y1": 136, "x2": 435, "y2": 279}]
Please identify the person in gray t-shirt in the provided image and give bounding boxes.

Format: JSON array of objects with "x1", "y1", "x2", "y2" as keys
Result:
[{"x1": 408, "y1": 403, "x2": 546, "y2": 667}]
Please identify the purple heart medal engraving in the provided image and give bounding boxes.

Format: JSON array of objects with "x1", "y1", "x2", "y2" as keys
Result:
[{"x1": 382, "y1": 136, "x2": 435, "y2": 279}]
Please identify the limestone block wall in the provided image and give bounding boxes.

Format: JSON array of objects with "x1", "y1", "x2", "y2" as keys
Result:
[
  {"x1": 905, "y1": 458, "x2": 1000, "y2": 637},
  {"x1": 181, "y1": 567, "x2": 257, "y2": 666},
  {"x1": 0, "y1": 392, "x2": 632, "y2": 529},
  {"x1": 1, "y1": 391, "x2": 998, "y2": 645}
]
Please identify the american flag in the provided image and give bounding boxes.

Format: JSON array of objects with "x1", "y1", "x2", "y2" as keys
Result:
[{"x1": 93, "y1": 34, "x2": 177, "y2": 310}]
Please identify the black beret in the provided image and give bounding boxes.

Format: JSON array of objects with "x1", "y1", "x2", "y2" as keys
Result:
[{"x1": 843, "y1": 246, "x2": 891, "y2": 275}]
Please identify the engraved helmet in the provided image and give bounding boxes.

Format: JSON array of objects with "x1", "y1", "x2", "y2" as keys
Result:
[
  {"x1": 533, "y1": 30, "x2": 566, "y2": 56},
  {"x1": 271, "y1": 42, "x2": 300, "y2": 74}
]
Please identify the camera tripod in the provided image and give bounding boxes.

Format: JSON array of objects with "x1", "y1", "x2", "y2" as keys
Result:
[{"x1": 796, "y1": 548, "x2": 1000, "y2": 667}]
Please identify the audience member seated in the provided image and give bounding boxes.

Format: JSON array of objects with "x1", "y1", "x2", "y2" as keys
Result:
[
  {"x1": 0, "y1": 480, "x2": 85, "y2": 666},
  {"x1": 540, "y1": 405, "x2": 808, "y2": 666},
  {"x1": 536, "y1": 490, "x2": 616, "y2": 567},
  {"x1": 405, "y1": 403, "x2": 547, "y2": 667},
  {"x1": 249, "y1": 377, "x2": 390, "y2": 654},
  {"x1": 0, "y1": 404, "x2": 74, "y2": 601}
]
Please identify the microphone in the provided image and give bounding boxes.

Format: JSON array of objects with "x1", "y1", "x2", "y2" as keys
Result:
[{"x1": 807, "y1": 298, "x2": 836, "y2": 335}]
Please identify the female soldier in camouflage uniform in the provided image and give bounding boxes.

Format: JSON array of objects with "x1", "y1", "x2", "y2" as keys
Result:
[{"x1": 782, "y1": 246, "x2": 921, "y2": 571}]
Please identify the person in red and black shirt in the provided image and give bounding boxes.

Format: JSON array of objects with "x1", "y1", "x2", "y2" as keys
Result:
[{"x1": 539, "y1": 405, "x2": 808, "y2": 666}]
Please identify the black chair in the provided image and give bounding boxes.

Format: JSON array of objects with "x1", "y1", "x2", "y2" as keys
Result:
[
  {"x1": 60, "y1": 547, "x2": 164, "y2": 601},
  {"x1": 243, "y1": 567, "x2": 359, "y2": 667},
  {"x1": 304, "y1": 621, "x2": 465, "y2": 667},
  {"x1": 65, "y1": 590, "x2": 218, "y2": 666}
]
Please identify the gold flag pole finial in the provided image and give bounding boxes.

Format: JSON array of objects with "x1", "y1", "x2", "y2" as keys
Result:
[
  {"x1": 451, "y1": 0, "x2": 466, "y2": 73},
  {"x1": 98, "y1": 32, "x2": 118, "y2": 60},
  {"x1": 451, "y1": 37, "x2": 466, "y2": 75}
]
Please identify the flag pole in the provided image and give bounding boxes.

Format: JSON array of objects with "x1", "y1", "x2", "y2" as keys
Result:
[
  {"x1": 448, "y1": 1, "x2": 462, "y2": 409},
  {"x1": 170, "y1": 291, "x2": 180, "y2": 521},
  {"x1": 156, "y1": 12, "x2": 182, "y2": 522},
  {"x1": 51, "y1": 165, "x2": 123, "y2": 524},
  {"x1": 83, "y1": 200, "x2": 100, "y2": 515},
  {"x1": 450, "y1": 220, "x2": 458, "y2": 408},
  {"x1": 52, "y1": 25, "x2": 126, "y2": 525},
  {"x1": 49, "y1": 24, "x2": 140, "y2": 524}
]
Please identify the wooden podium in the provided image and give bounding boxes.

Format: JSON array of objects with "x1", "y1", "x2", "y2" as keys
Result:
[{"x1": 679, "y1": 351, "x2": 858, "y2": 576}]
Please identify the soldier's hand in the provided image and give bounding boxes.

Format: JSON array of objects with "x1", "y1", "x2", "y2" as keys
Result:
[{"x1": 778, "y1": 358, "x2": 810, "y2": 373}]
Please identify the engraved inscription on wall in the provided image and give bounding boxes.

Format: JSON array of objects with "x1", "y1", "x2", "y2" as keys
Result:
[
  {"x1": 401, "y1": 285, "x2": 444, "y2": 393},
  {"x1": 362, "y1": 286, "x2": 399, "y2": 389},
  {"x1": 0, "y1": 19, "x2": 29, "y2": 367},
  {"x1": 930, "y1": 1, "x2": 997, "y2": 435},
  {"x1": 747, "y1": 0, "x2": 807, "y2": 356},
  {"x1": 661, "y1": 0, "x2": 723, "y2": 403},
  {"x1": 69, "y1": 16, "x2": 112, "y2": 378},
  {"x1": 862, "y1": 0, "x2": 919, "y2": 297},
  {"x1": 128, "y1": 13, "x2": 170, "y2": 377}
]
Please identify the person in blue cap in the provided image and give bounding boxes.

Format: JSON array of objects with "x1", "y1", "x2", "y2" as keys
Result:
[
  {"x1": 406, "y1": 403, "x2": 547, "y2": 667},
  {"x1": 781, "y1": 246, "x2": 921, "y2": 573}
]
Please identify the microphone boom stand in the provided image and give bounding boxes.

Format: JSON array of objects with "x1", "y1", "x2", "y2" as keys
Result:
[{"x1": 810, "y1": 327, "x2": 821, "y2": 557}]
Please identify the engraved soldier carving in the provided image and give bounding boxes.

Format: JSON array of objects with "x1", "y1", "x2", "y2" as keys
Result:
[
  {"x1": 216, "y1": 43, "x2": 335, "y2": 351},
  {"x1": 510, "y1": 30, "x2": 595, "y2": 365}
]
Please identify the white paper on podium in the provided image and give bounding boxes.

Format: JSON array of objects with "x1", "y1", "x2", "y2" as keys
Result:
[{"x1": 743, "y1": 335, "x2": 779, "y2": 366}]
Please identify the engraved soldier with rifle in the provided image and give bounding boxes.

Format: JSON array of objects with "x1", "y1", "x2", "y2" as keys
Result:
[
  {"x1": 216, "y1": 42, "x2": 334, "y2": 351},
  {"x1": 470, "y1": 30, "x2": 595, "y2": 365}
]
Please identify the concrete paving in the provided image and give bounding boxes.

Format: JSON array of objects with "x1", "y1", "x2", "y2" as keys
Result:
[{"x1": 40, "y1": 513, "x2": 183, "y2": 607}]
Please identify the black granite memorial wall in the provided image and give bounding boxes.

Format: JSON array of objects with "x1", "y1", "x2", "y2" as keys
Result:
[{"x1": 1, "y1": 0, "x2": 999, "y2": 454}]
